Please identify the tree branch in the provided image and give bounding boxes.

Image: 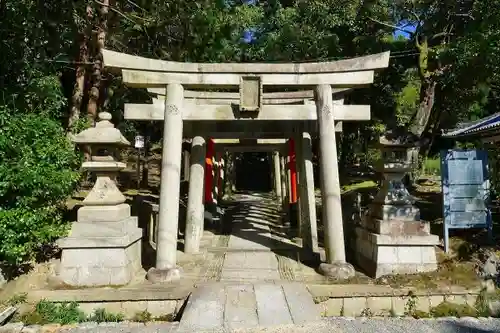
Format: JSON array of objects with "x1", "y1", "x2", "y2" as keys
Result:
[
  {"x1": 94, "y1": 0, "x2": 137, "y2": 24},
  {"x1": 454, "y1": 13, "x2": 475, "y2": 20},
  {"x1": 408, "y1": 8, "x2": 422, "y2": 27},
  {"x1": 431, "y1": 31, "x2": 453, "y2": 40},
  {"x1": 367, "y1": 17, "x2": 415, "y2": 36},
  {"x1": 94, "y1": 0, "x2": 154, "y2": 25},
  {"x1": 126, "y1": 0, "x2": 148, "y2": 12}
]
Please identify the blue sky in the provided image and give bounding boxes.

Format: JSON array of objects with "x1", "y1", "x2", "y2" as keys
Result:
[{"x1": 394, "y1": 20, "x2": 417, "y2": 39}]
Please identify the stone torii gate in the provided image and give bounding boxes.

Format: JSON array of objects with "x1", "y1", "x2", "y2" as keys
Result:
[{"x1": 102, "y1": 49, "x2": 390, "y2": 283}]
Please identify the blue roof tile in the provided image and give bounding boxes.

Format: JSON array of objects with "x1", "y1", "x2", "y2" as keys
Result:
[{"x1": 442, "y1": 112, "x2": 500, "y2": 138}]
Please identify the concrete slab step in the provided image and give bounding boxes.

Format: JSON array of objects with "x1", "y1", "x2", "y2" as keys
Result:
[
  {"x1": 282, "y1": 283, "x2": 321, "y2": 324},
  {"x1": 254, "y1": 284, "x2": 293, "y2": 326},
  {"x1": 178, "y1": 284, "x2": 225, "y2": 331},
  {"x1": 179, "y1": 283, "x2": 319, "y2": 331},
  {"x1": 224, "y1": 284, "x2": 259, "y2": 329}
]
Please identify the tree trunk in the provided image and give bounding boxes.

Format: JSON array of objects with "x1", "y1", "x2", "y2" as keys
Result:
[
  {"x1": 409, "y1": 79, "x2": 437, "y2": 137},
  {"x1": 81, "y1": 3, "x2": 95, "y2": 168},
  {"x1": 405, "y1": 36, "x2": 439, "y2": 185},
  {"x1": 67, "y1": 34, "x2": 88, "y2": 134},
  {"x1": 86, "y1": 0, "x2": 108, "y2": 126}
]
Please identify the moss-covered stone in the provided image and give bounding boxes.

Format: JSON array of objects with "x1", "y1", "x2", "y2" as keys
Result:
[{"x1": 430, "y1": 301, "x2": 477, "y2": 318}]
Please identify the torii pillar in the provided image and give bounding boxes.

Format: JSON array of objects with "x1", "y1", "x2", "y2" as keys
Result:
[
  {"x1": 146, "y1": 84, "x2": 184, "y2": 283},
  {"x1": 288, "y1": 138, "x2": 299, "y2": 229},
  {"x1": 316, "y1": 84, "x2": 355, "y2": 279}
]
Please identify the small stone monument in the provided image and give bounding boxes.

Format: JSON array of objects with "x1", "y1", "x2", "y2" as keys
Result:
[
  {"x1": 54, "y1": 112, "x2": 143, "y2": 287},
  {"x1": 355, "y1": 130, "x2": 439, "y2": 277}
]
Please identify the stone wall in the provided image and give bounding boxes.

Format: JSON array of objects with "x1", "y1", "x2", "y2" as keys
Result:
[
  {"x1": 77, "y1": 300, "x2": 183, "y2": 318},
  {"x1": 24, "y1": 284, "x2": 481, "y2": 320},
  {"x1": 310, "y1": 285, "x2": 480, "y2": 317}
]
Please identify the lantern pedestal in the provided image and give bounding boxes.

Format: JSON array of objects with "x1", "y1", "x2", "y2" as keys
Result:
[
  {"x1": 53, "y1": 113, "x2": 143, "y2": 287},
  {"x1": 355, "y1": 134, "x2": 439, "y2": 278}
]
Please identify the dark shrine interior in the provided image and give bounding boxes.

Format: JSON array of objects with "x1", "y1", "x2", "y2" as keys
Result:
[{"x1": 234, "y1": 152, "x2": 273, "y2": 192}]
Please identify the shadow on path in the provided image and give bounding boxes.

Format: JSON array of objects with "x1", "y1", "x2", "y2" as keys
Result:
[{"x1": 219, "y1": 191, "x2": 319, "y2": 269}]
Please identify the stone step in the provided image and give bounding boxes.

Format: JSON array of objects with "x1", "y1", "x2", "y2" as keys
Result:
[
  {"x1": 282, "y1": 283, "x2": 321, "y2": 324},
  {"x1": 177, "y1": 284, "x2": 225, "y2": 331},
  {"x1": 224, "y1": 284, "x2": 259, "y2": 329},
  {"x1": 179, "y1": 283, "x2": 320, "y2": 331},
  {"x1": 254, "y1": 284, "x2": 293, "y2": 326}
]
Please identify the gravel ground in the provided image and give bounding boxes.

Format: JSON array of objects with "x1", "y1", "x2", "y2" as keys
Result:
[{"x1": 3, "y1": 318, "x2": 500, "y2": 333}]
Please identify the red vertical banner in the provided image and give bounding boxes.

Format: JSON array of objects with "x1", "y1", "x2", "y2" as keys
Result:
[
  {"x1": 217, "y1": 154, "x2": 223, "y2": 194},
  {"x1": 204, "y1": 138, "x2": 214, "y2": 204},
  {"x1": 289, "y1": 138, "x2": 298, "y2": 203},
  {"x1": 213, "y1": 152, "x2": 221, "y2": 202}
]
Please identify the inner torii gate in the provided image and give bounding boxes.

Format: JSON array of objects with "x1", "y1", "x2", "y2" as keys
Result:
[{"x1": 103, "y1": 49, "x2": 390, "y2": 282}]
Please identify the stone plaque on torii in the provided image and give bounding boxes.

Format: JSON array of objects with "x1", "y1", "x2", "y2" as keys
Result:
[{"x1": 56, "y1": 49, "x2": 390, "y2": 286}]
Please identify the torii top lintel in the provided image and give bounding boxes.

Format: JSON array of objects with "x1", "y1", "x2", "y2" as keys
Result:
[{"x1": 102, "y1": 49, "x2": 390, "y2": 89}]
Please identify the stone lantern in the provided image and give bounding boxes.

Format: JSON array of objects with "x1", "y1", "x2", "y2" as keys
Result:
[
  {"x1": 54, "y1": 112, "x2": 143, "y2": 287},
  {"x1": 354, "y1": 130, "x2": 439, "y2": 278}
]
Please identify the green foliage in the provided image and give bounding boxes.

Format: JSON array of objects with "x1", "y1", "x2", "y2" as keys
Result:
[
  {"x1": 87, "y1": 308, "x2": 125, "y2": 323},
  {"x1": 421, "y1": 157, "x2": 440, "y2": 176},
  {"x1": 20, "y1": 301, "x2": 86, "y2": 325},
  {"x1": 5, "y1": 293, "x2": 28, "y2": 307},
  {"x1": 430, "y1": 302, "x2": 477, "y2": 318},
  {"x1": 0, "y1": 80, "x2": 80, "y2": 266},
  {"x1": 0, "y1": 112, "x2": 81, "y2": 209},
  {"x1": 394, "y1": 70, "x2": 420, "y2": 126},
  {"x1": 0, "y1": 206, "x2": 70, "y2": 265},
  {"x1": 133, "y1": 310, "x2": 153, "y2": 323},
  {"x1": 487, "y1": 146, "x2": 500, "y2": 198},
  {"x1": 70, "y1": 117, "x2": 92, "y2": 135},
  {"x1": 411, "y1": 310, "x2": 430, "y2": 319},
  {"x1": 18, "y1": 301, "x2": 126, "y2": 325}
]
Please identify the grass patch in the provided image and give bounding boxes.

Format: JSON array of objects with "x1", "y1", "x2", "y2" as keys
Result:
[
  {"x1": 11, "y1": 300, "x2": 174, "y2": 325},
  {"x1": 342, "y1": 181, "x2": 377, "y2": 193},
  {"x1": 18, "y1": 301, "x2": 87, "y2": 325},
  {"x1": 422, "y1": 157, "x2": 441, "y2": 176},
  {"x1": 375, "y1": 253, "x2": 480, "y2": 290},
  {"x1": 132, "y1": 310, "x2": 175, "y2": 323}
]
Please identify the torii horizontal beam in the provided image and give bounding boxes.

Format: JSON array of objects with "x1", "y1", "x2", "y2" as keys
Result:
[
  {"x1": 121, "y1": 70, "x2": 374, "y2": 88},
  {"x1": 147, "y1": 88, "x2": 352, "y2": 105},
  {"x1": 185, "y1": 131, "x2": 294, "y2": 139},
  {"x1": 124, "y1": 102, "x2": 370, "y2": 121},
  {"x1": 103, "y1": 49, "x2": 390, "y2": 74},
  {"x1": 182, "y1": 122, "x2": 343, "y2": 137},
  {"x1": 215, "y1": 143, "x2": 286, "y2": 153},
  {"x1": 213, "y1": 139, "x2": 286, "y2": 144}
]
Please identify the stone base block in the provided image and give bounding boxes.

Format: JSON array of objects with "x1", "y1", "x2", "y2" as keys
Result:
[
  {"x1": 77, "y1": 203, "x2": 131, "y2": 223},
  {"x1": 55, "y1": 216, "x2": 143, "y2": 287},
  {"x1": 369, "y1": 204, "x2": 420, "y2": 221},
  {"x1": 361, "y1": 217, "x2": 430, "y2": 236},
  {"x1": 57, "y1": 216, "x2": 142, "y2": 249},
  {"x1": 56, "y1": 239, "x2": 142, "y2": 287},
  {"x1": 355, "y1": 227, "x2": 438, "y2": 278},
  {"x1": 146, "y1": 267, "x2": 183, "y2": 283}
]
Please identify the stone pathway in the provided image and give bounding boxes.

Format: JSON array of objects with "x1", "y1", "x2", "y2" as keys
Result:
[
  {"x1": 178, "y1": 196, "x2": 320, "y2": 330},
  {"x1": 220, "y1": 198, "x2": 284, "y2": 282}
]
